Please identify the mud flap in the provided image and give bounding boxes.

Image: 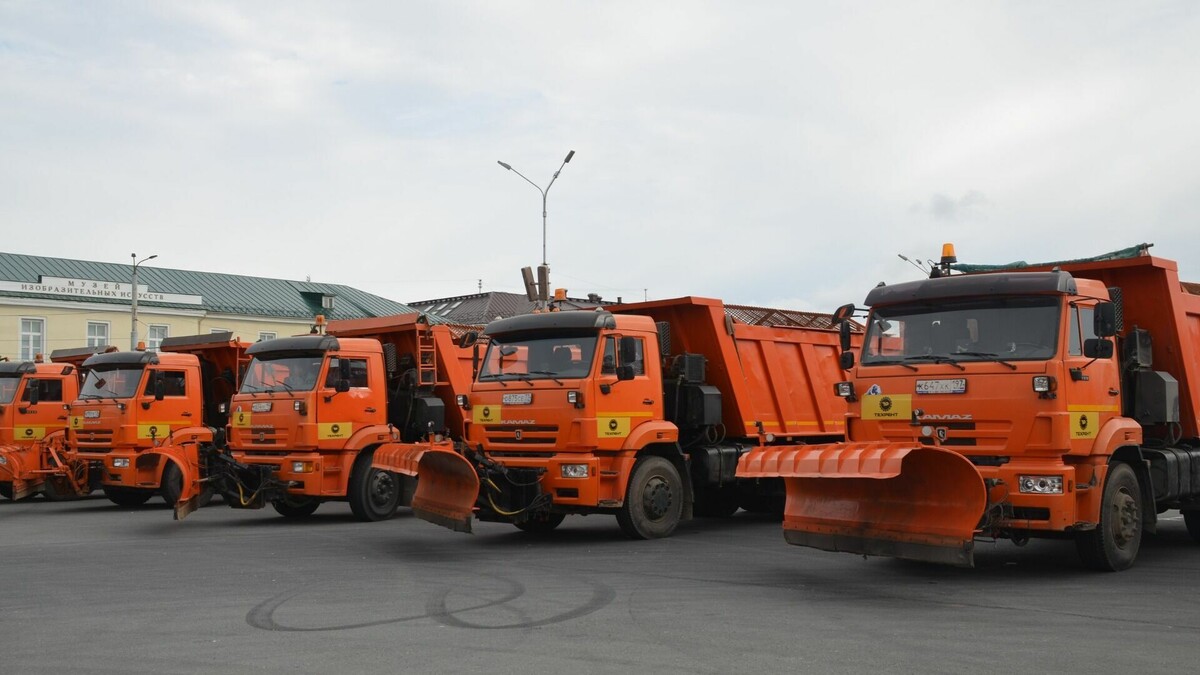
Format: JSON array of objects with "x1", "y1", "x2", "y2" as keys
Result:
[
  {"x1": 738, "y1": 442, "x2": 988, "y2": 567},
  {"x1": 138, "y1": 448, "x2": 202, "y2": 521},
  {"x1": 373, "y1": 441, "x2": 480, "y2": 533}
]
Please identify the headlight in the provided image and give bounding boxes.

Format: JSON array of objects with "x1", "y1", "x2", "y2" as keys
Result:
[
  {"x1": 0, "y1": 455, "x2": 8, "y2": 465},
  {"x1": 293, "y1": 400, "x2": 307, "y2": 415},
  {"x1": 291, "y1": 461, "x2": 314, "y2": 473},
  {"x1": 1018, "y1": 475, "x2": 1063, "y2": 494},
  {"x1": 560, "y1": 464, "x2": 588, "y2": 478},
  {"x1": 113, "y1": 458, "x2": 130, "y2": 468},
  {"x1": 567, "y1": 391, "x2": 583, "y2": 408},
  {"x1": 456, "y1": 394, "x2": 469, "y2": 408},
  {"x1": 834, "y1": 381, "x2": 855, "y2": 398},
  {"x1": 218, "y1": 402, "x2": 228, "y2": 414},
  {"x1": 1032, "y1": 376, "x2": 1057, "y2": 393}
]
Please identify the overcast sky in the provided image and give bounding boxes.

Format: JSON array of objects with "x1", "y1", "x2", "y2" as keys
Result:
[{"x1": 2, "y1": 2, "x2": 1198, "y2": 313}]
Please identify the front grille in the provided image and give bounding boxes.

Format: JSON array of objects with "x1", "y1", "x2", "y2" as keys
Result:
[
  {"x1": 486, "y1": 451, "x2": 556, "y2": 458},
  {"x1": 232, "y1": 428, "x2": 288, "y2": 447},
  {"x1": 73, "y1": 429, "x2": 115, "y2": 447},
  {"x1": 484, "y1": 424, "x2": 559, "y2": 445}
]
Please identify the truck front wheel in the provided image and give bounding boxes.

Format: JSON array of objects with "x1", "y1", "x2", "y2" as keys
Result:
[
  {"x1": 616, "y1": 456, "x2": 683, "y2": 539},
  {"x1": 1076, "y1": 462, "x2": 1143, "y2": 571},
  {"x1": 348, "y1": 449, "x2": 400, "y2": 522},
  {"x1": 103, "y1": 485, "x2": 154, "y2": 507},
  {"x1": 272, "y1": 496, "x2": 321, "y2": 518}
]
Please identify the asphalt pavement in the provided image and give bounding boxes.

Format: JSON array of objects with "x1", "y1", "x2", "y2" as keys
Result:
[{"x1": 2, "y1": 494, "x2": 1199, "y2": 674}]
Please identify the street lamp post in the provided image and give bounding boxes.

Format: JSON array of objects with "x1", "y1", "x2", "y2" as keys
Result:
[
  {"x1": 497, "y1": 150, "x2": 575, "y2": 267},
  {"x1": 130, "y1": 253, "x2": 157, "y2": 349}
]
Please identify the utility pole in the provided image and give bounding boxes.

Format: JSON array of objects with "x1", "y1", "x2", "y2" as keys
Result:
[{"x1": 130, "y1": 253, "x2": 157, "y2": 349}]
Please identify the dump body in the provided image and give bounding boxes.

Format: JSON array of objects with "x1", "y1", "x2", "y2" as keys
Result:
[
  {"x1": 739, "y1": 249, "x2": 1200, "y2": 570},
  {"x1": 199, "y1": 314, "x2": 475, "y2": 521},
  {"x1": 403, "y1": 297, "x2": 856, "y2": 537},
  {"x1": 68, "y1": 334, "x2": 249, "y2": 506}
]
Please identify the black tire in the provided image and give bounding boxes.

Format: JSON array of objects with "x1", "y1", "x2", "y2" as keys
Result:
[
  {"x1": 160, "y1": 462, "x2": 183, "y2": 506},
  {"x1": 347, "y1": 449, "x2": 400, "y2": 522},
  {"x1": 1183, "y1": 511, "x2": 1200, "y2": 543},
  {"x1": 514, "y1": 512, "x2": 566, "y2": 534},
  {"x1": 0, "y1": 482, "x2": 12, "y2": 500},
  {"x1": 42, "y1": 477, "x2": 78, "y2": 502},
  {"x1": 1076, "y1": 462, "x2": 1143, "y2": 571},
  {"x1": 103, "y1": 485, "x2": 155, "y2": 507},
  {"x1": 693, "y1": 485, "x2": 740, "y2": 518},
  {"x1": 616, "y1": 456, "x2": 684, "y2": 539},
  {"x1": 272, "y1": 495, "x2": 321, "y2": 518}
]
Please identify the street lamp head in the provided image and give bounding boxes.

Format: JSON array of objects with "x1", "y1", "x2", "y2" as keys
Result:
[
  {"x1": 564, "y1": 150, "x2": 575, "y2": 163},
  {"x1": 497, "y1": 161, "x2": 512, "y2": 171},
  {"x1": 148, "y1": 254, "x2": 158, "y2": 261}
]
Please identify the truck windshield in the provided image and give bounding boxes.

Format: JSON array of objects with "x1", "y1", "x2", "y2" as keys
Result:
[
  {"x1": 79, "y1": 367, "x2": 145, "y2": 400},
  {"x1": 240, "y1": 354, "x2": 325, "y2": 393},
  {"x1": 0, "y1": 375, "x2": 18, "y2": 404},
  {"x1": 862, "y1": 296, "x2": 1061, "y2": 364},
  {"x1": 479, "y1": 332, "x2": 598, "y2": 381}
]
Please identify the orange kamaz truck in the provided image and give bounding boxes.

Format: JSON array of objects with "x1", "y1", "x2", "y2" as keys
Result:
[
  {"x1": 68, "y1": 333, "x2": 249, "y2": 508},
  {"x1": 172, "y1": 314, "x2": 475, "y2": 521},
  {"x1": 381, "y1": 297, "x2": 856, "y2": 538},
  {"x1": 738, "y1": 244, "x2": 1200, "y2": 571},
  {"x1": 0, "y1": 348, "x2": 103, "y2": 500}
]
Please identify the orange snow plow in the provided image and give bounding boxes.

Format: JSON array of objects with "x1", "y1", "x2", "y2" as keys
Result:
[
  {"x1": 371, "y1": 441, "x2": 479, "y2": 532},
  {"x1": 738, "y1": 442, "x2": 988, "y2": 567}
]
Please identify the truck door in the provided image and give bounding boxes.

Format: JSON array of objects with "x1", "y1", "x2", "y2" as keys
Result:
[
  {"x1": 316, "y1": 355, "x2": 379, "y2": 447},
  {"x1": 1062, "y1": 301, "x2": 1120, "y2": 453},
  {"x1": 594, "y1": 335, "x2": 657, "y2": 450},
  {"x1": 138, "y1": 367, "x2": 195, "y2": 443},
  {"x1": 15, "y1": 376, "x2": 68, "y2": 443}
]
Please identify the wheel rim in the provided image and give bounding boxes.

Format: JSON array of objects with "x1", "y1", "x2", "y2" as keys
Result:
[
  {"x1": 1111, "y1": 486, "x2": 1139, "y2": 549},
  {"x1": 641, "y1": 475, "x2": 673, "y2": 521},
  {"x1": 368, "y1": 470, "x2": 396, "y2": 509}
]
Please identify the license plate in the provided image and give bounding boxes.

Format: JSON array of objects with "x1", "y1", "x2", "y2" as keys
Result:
[
  {"x1": 251, "y1": 402, "x2": 273, "y2": 412},
  {"x1": 502, "y1": 393, "x2": 532, "y2": 405},
  {"x1": 916, "y1": 379, "x2": 967, "y2": 395},
  {"x1": 84, "y1": 410, "x2": 100, "y2": 419}
]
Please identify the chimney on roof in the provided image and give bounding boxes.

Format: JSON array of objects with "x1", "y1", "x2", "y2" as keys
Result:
[{"x1": 587, "y1": 293, "x2": 602, "y2": 303}]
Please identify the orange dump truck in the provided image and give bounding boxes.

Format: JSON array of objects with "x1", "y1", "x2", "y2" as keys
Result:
[
  {"x1": 0, "y1": 348, "x2": 104, "y2": 500},
  {"x1": 178, "y1": 314, "x2": 475, "y2": 521},
  {"x1": 68, "y1": 333, "x2": 249, "y2": 509},
  {"x1": 383, "y1": 297, "x2": 856, "y2": 538},
  {"x1": 739, "y1": 244, "x2": 1200, "y2": 570}
]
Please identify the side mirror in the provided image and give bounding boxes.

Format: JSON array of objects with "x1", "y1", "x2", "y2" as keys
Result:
[
  {"x1": 619, "y1": 336, "x2": 638, "y2": 364},
  {"x1": 27, "y1": 384, "x2": 40, "y2": 406},
  {"x1": 1094, "y1": 302, "x2": 1118, "y2": 338},
  {"x1": 616, "y1": 365, "x2": 636, "y2": 381},
  {"x1": 337, "y1": 358, "x2": 352, "y2": 392},
  {"x1": 1083, "y1": 338, "x2": 1114, "y2": 359},
  {"x1": 471, "y1": 342, "x2": 480, "y2": 379},
  {"x1": 335, "y1": 379, "x2": 351, "y2": 393},
  {"x1": 839, "y1": 320, "x2": 853, "y2": 352},
  {"x1": 832, "y1": 303, "x2": 856, "y2": 323},
  {"x1": 839, "y1": 351, "x2": 855, "y2": 371},
  {"x1": 153, "y1": 372, "x2": 165, "y2": 401},
  {"x1": 461, "y1": 331, "x2": 479, "y2": 348}
]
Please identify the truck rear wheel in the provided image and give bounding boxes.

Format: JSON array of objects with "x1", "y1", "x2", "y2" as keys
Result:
[
  {"x1": 348, "y1": 449, "x2": 400, "y2": 522},
  {"x1": 1076, "y1": 462, "x2": 1142, "y2": 571},
  {"x1": 1183, "y1": 511, "x2": 1200, "y2": 543},
  {"x1": 272, "y1": 496, "x2": 321, "y2": 518},
  {"x1": 0, "y1": 482, "x2": 12, "y2": 500},
  {"x1": 514, "y1": 512, "x2": 566, "y2": 534},
  {"x1": 617, "y1": 456, "x2": 683, "y2": 539},
  {"x1": 103, "y1": 485, "x2": 154, "y2": 507}
]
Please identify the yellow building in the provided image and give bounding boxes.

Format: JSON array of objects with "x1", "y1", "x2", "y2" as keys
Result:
[{"x1": 0, "y1": 252, "x2": 418, "y2": 360}]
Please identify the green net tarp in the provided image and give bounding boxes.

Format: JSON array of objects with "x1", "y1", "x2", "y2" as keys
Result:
[{"x1": 950, "y1": 243, "x2": 1153, "y2": 274}]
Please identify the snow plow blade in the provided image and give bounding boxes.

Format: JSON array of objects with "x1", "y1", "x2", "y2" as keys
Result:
[
  {"x1": 373, "y1": 441, "x2": 480, "y2": 533},
  {"x1": 738, "y1": 442, "x2": 987, "y2": 567}
]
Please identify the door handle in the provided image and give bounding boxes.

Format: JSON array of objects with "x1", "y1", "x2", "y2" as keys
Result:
[
  {"x1": 643, "y1": 399, "x2": 654, "y2": 405},
  {"x1": 181, "y1": 411, "x2": 193, "y2": 417},
  {"x1": 1108, "y1": 388, "x2": 1120, "y2": 396},
  {"x1": 365, "y1": 407, "x2": 377, "y2": 413}
]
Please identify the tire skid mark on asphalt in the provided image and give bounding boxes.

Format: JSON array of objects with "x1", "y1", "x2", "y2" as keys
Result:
[{"x1": 245, "y1": 572, "x2": 616, "y2": 633}]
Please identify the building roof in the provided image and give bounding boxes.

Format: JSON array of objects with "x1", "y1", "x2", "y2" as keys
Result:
[
  {"x1": 0, "y1": 251, "x2": 417, "y2": 321},
  {"x1": 409, "y1": 291, "x2": 608, "y2": 325}
]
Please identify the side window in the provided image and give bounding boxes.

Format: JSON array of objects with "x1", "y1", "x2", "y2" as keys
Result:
[
  {"x1": 324, "y1": 358, "x2": 369, "y2": 388},
  {"x1": 1068, "y1": 306, "x2": 1096, "y2": 357},
  {"x1": 601, "y1": 337, "x2": 616, "y2": 375},
  {"x1": 144, "y1": 371, "x2": 187, "y2": 397},
  {"x1": 23, "y1": 378, "x2": 65, "y2": 403},
  {"x1": 623, "y1": 338, "x2": 646, "y2": 376}
]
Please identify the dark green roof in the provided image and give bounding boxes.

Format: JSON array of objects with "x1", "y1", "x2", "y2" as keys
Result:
[{"x1": 0, "y1": 251, "x2": 417, "y2": 321}]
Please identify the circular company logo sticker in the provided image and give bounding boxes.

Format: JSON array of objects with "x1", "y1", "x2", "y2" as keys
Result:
[
  {"x1": 331, "y1": 424, "x2": 341, "y2": 434},
  {"x1": 608, "y1": 419, "x2": 619, "y2": 431},
  {"x1": 238, "y1": 413, "x2": 246, "y2": 424},
  {"x1": 880, "y1": 397, "x2": 893, "y2": 412},
  {"x1": 482, "y1": 407, "x2": 491, "y2": 418},
  {"x1": 1079, "y1": 415, "x2": 1089, "y2": 430},
  {"x1": 149, "y1": 426, "x2": 159, "y2": 435}
]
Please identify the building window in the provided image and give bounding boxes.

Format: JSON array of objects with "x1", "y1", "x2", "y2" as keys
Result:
[
  {"x1": 258, "y1": 332, "x2": 277, "y2": 342},
  {"x1": 19, "y1": 318, "x2": 45, "y2": 361},
  {"x1": 322, "y1": 295, "x2": 336, "y2": 310},
  {"x1": 86, "y1": 321, "x2": 110, "y2": 348},
  {"x1": 147, "y1": 325, "x2": 169, "y2": 352},
  {"x1": 210, "y1": 328, "x2": 229, "y2": 334}
]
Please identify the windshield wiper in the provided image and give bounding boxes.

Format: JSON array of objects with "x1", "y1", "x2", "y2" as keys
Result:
[
  {"x1": 954, "y1": 351, "x2": 1018, "y2": 370},
  {"x1": 478, "y1": 373, "x2": 508, "y2": 387},
  {"x1": 526, "y1": 370, "x2": 564, "y2": 385},
  {"x1": 864, "y1": 358, "x2": 918, "y2": 371},
  {"x1": 903, "y1": 355, "x2": 966, "y2": 371},
  {"x1": 513, "y1": 374, "x2": 536, "y2": 387}
]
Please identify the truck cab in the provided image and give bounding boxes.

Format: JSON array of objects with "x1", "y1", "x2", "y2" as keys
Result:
[
  {"x1": 460, "y1": 310, "x2": 679, "y2": 534},
  {"x1": 0, "y1": 360, "x2": 79, "y2": 446},
  {"x1": 69, "y1": 349, "x2": 203, "y2": 505}
]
